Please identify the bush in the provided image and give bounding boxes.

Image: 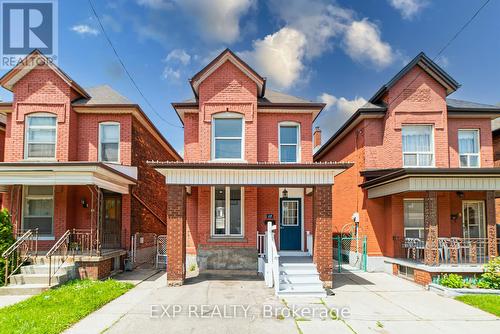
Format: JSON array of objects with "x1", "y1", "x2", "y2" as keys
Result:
[
  {"x1": 478, "y1": 257, "x2": 500, "y2": 290},
  {"x1": 439, "y1": 274, "x2": 465, "y2": 288},
  {"x1": 0, "y1": 209, "x2": 15, "y2": 285}
]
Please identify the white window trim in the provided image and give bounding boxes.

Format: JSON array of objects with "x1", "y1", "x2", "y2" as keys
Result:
[
  {"x1": 403, "y1": 198, "x2": 424, "y2": 238},
  {"x1": 402, "y1": 124, "x2": 435, "y2": 168},
  {"x1": 24, "y1": 113, "x2": 57, "y2": 161},
  {"x1": 210, "y1": 186, "x2": 245, "y2": 237},
  {"x1": 278, "y1": 122, "x2": 301, "y2": 163},
  {"x1": 211, "y1": 112, "x2": 245, "y2": 162},
  {"x1": 21, "y1": 185, "x2": 55, "y2": 238},
  {"x1": 458, "y1": 129, "x2": 481, "y2": 168},
  {"x1": 98, "y1": 122, "x2": 121, "y2": 164},
  {"x1": 462, "y1": 200, "x2": 486, "y2": 239}
]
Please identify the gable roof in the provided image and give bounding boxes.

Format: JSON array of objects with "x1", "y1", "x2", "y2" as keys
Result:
[
  {"x1": 369, "y1": 52, "x2": 460, "y2": 104},
  {"x1": 0, "y1": 49, "x2": 89, "y2": 100},
  {"x1": 189, "y1": 48, "x2": 266, "y2": 98}
]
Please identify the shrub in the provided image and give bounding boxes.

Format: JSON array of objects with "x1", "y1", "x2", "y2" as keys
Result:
[
  {"x1": 478, "y1": 257, "x2": 500, "y2": 290},
  {"x1": 0, "y1": 209, "x2": 15, "y2": 285},
  {"x1": 439, "y1": 274, "x2": 465, "y2": 288}
]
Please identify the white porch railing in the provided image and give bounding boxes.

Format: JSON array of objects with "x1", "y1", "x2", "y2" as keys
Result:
[
  {"x1": 257, "y1": 233, "x2": 266, "y2": 256},
  {"x1": 306, "y1": 231, "x2": 313, "y2": 256},
  {"x1": 263, "y1": 221, "x2": 280, "y2": 295}
]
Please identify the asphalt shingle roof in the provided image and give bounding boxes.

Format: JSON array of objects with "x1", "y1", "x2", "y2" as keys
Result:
[
  {"x1": 73, "y1": 85, "x2": 133, "y2": 105},
  {"x1": 446, "y1": 98, "x2": 500, "y2": 110},
  {"x1": 179, "y1": 89, "x2": 317, "y2": 105}
]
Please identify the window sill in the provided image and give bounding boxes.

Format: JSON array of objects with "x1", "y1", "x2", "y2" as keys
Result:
[
  {"x1": 38, "y1": 236, "x2": 55, "y2": 241},
  {"x1": 22, "y1": 158, "x2": 57, "y2": 162},
  {"x1": 208, "y1": 237, "x2": 247, "y2": 243},
  {"x1": 209, "y1": 159, "x2": 248, "y2": 163}
]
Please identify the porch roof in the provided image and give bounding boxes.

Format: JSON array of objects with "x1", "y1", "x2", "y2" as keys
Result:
[
  {"x1": 150, "y1": 161, "x2": 352, "y2": 186},
  {"x1": 361, "y1": 168, "x2": 500, "y2": 198},
  {"x1": 0, "y1": 162, "x2": 137, "y2": 194}
]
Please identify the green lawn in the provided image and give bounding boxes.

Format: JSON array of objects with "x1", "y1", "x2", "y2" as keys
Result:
[
  {"x1": 0, "y1": 279, "x2": 134, "y2": 334},
  {"x1": 455, "y1": 294, "x2": 500, "y2": 317}
]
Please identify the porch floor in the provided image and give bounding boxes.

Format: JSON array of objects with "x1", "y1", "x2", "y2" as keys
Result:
[{"x1": 386, "y1": 257, "x2": 485, "y2": 273}]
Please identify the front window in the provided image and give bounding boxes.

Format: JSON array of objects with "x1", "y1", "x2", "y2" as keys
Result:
[
  {"x1": 212, "y1": 116, "x2": 243, "y2": 160},
  {"x1": 99, "y1": 123, "x2": 120, "y2": 163},
  {"x1": 404, "y1": 199, "x2": 424, "y2": 238},
  {"x1": 458, "y1": 129, "x2": 480, "y2": 167},
  {"x1": 23, "y1": 186, "x2": 54, "y2": 237},
  {"x1": 25, "y1": 115, "x2": 56, "y2": 159},
  {"x1": 279, "y1": 124, "x2": 300, "y2": 163},
  {"x1": 402, "y1": 125, "x2": 434, "y2": 167},
  {"x1": 212, "y1": 186, "x2": 243, "y2": 236}
]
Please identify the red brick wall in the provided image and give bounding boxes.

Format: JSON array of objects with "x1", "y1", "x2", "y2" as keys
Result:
[
  {"x1": 5, "y1": 67, "x2": 74, "y2": 162},
  {"x1": 494, "y1": 132, "x2": 500, "y2": 167},
  {"x1": 448, "y1": 118, "x2": 493, "y2": 167},
  {"x1": 131, "y1": 119, "x2": 176, "y2": 238},
  {"x1": 0, "y1": 129, "x2": 5, "y2": 161},
  {"x1": 76, "y1": 113, "x2": 132, "y2": 164}
]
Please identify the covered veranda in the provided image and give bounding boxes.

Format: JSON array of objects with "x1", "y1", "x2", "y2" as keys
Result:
[{"x1": 151, "y1": 161, "x2": 351, "y2": 287}]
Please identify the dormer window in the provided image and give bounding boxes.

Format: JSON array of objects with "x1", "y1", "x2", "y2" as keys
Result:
[
  {"x1": 212, "y1": 113, "x2": 244, "y2": 161},
  {"x1": 25, "y1": 114, "x2": 57, "y2": 159},
  {"x1": 402, "y1": 125, "x2": 434, "y2": 167},
  {"x1": 279, "y1": 123, "x2": 300, "y2": 163},
  {"x1": 99, "y1": 122, "x2": 120, "y2": 163}
]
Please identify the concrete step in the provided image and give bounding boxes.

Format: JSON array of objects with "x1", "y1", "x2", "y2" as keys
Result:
[
  {"x1": 30, "y1": 256, "x2": 76, "y2": 265},
  {"x1": 20, "y1": 264, "x2": 75, "y2": 275},
  {"x1": 279, "y1": 275, "x2": 322, "y2": 285},
  {"x1": 277, "y1": 285, "x2": 326, "y2": 297},
  {"x1": 279, "y1": 268, "x2": 319, "y2": 276},
  {"x1": 0, "y1": 284, "x2": 50, "y2": 296},
  {"x1": 10, "y1": 272, "x2": 68, "y2": 285}
]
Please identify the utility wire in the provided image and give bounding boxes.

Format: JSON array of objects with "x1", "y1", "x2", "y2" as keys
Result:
[
  {"x1": 385, "y1": 0, "x2": 491, "y2": 107},
  {"x1": 87, "y1": 0, "x2": 183, "y2": 129}
]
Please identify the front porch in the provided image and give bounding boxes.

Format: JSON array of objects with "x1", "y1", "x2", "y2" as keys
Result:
[
  {"x1": 361, "y1": 168, "x2": 500, "y2": 285},
  {"x1": 152, "y1": 161, "x2": 351, "y2": 293},
  {"x1": 0, "y1": 162, "x2": 136, "y2": 287}
]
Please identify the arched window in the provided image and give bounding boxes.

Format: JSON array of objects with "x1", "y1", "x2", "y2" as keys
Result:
[
  {"x1": 25, "y1": 113, "x2": 57, "y2": 159},
  {"x1": 211, "y1": 112, "x2": 244, "y2": 161},
  {"x1": 99, "y1": 122, "x2": 120, "y2": 163}
]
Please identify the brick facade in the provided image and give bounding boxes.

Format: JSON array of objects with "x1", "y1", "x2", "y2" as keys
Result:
[
  {"x1": 0, "y1": 58, "x2": 180, "y2": 273},
  {"x1": 316, "y1": 55, "x2": 498, "y2": 276},
  {"x1": 167, "y1": 186, "x2": 186, "y2": 285},
  {"x1": 313, "y1": 186, "x2": 333, "y2": 287}
]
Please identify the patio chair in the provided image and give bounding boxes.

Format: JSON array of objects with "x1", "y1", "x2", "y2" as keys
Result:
[{"x1": 438, "y1": 238, "x2": 450, "y2": 263}]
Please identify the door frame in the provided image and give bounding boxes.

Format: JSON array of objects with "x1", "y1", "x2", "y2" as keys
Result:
[
  {"x1": 279, "y1": 197, "x2": 303, "y2": 251},
  {"x1": 101, "y1": 192, "x2": 122, "y2": 249},
  {"x1": 462, "y1": 200, "x2": 486, "y2": 239}
]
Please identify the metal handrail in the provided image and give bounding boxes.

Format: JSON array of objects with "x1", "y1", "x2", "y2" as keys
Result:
[
  {"x1": 2, "y1": 229, "x2": 38, "y2": 286},
  {"x1": 2, "y1": 229, "x2": 34, "y2": 258},
  {"x1": 46, "y1": 229, "x2": 99, "y2": 285}
]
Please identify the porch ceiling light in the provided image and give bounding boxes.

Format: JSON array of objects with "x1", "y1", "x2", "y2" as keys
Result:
[
  {"x1": 282, "y1": 188, "x2": 288, "y2": 198},
  {"x1": 456, "y1": 191, "x2": 464, "y2": 199}
]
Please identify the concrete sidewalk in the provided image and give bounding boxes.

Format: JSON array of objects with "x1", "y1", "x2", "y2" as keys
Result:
[{"x1": 66, "y1": 271, "x2": 500, "y2": 334}]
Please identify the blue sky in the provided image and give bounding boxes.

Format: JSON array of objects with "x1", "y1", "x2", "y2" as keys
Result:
[{"x1": 1, "y1": 0, "x2": 499, "y2": 154}]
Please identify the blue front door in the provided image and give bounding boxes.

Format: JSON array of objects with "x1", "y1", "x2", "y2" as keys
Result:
[{"x1": 280, "y1": 198, "x2": 301, "y2": 250}]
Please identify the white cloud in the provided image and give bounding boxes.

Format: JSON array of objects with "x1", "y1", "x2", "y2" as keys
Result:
[
  {"x1": 343, "y1": 19, "x2": 394, "y2": 69},
  {"x1": 166, "y1": 49, "x2": 191, "y2": 65},
  {"x1": 136, "y1": 0, "x2": 172, "y2": 10},
  {"x1": 388, "y1": 0, "x2": 428, "y2": 20},
  {"x1": 239, "y1": 0, "x2": 396, "y2": 89},
  {"x1": 71, "y1": 24, "x2": 99, "y2": 36},
  {"x1": 176, "y1": 0, "x2": 255, "y2": 43},
  {"x1": 163, "y1": 67, "x2": 180, "y2": 80},
  {"x1": 316, "y1": 93, "x2": 367, "y2": 140},
  {"x1": 240, "y1": 27, "x2": 307, "y2": 89}
]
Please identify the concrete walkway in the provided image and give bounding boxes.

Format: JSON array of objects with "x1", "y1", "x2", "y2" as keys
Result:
[
  {"x1": 67, "y1": 271, "x2": 500, "y2": 334},
  {"x1": 0, "y1": 295, "x2": 32, "y2": 308}
]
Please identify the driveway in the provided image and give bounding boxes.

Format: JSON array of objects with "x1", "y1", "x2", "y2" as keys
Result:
[{"x1": 66, "y1": 271, "x2": 499, "y2": 334}]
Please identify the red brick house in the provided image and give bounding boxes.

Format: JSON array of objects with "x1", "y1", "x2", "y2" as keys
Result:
[
  {"x1": 0, "y1": 50, "x2": 181, "y2": 281},
  {"x1": 315, "y1": 52, "x2": 500, "y2": 285},
  {"x1": 152, "y1": 49, "x2": 350, "y2": 295}
]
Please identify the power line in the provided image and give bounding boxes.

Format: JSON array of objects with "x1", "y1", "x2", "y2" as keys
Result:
[
  {"x1": 87, "y1": 0, "x2": 183, "y2": 129},
  {"x1": 385, "y1": 0, "x2": 491, "y2": 107}
]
